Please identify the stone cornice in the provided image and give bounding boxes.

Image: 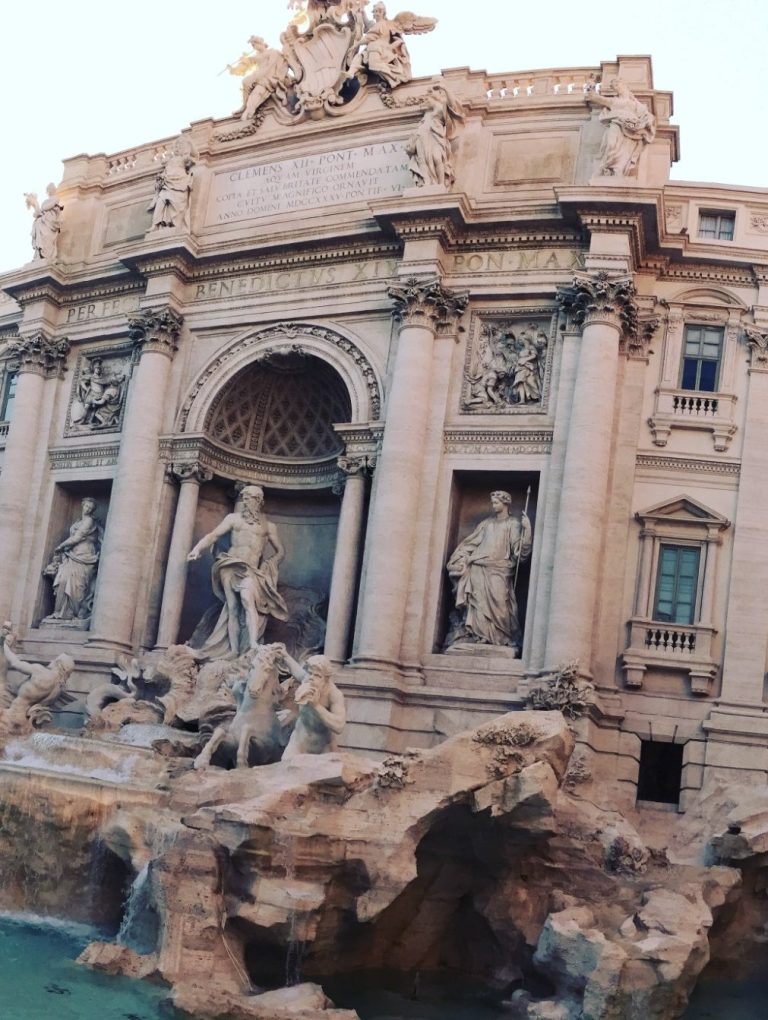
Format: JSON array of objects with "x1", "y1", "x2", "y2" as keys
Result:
[
  {"x1": 558, "y1": 271, "x2": 639, "y2": 339},
  {"x1": 127, "y1": 307, "x2": 183, "y2": 359},
  {"x1": 388, "y1": 277, "x2": 469, "y2": 334},
  {"x1": 443, "y1": 428, "x2": 553, "y2": 455},
  {"x1": 8, "y1": 331, "x2": 70, "y2": 378},
  {"x1": 635, "y1": 453, "x2": 741, "y2": 477}
]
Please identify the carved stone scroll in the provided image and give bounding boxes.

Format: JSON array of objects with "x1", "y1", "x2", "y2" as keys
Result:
[
  {"x1": 128, "y1": 308, "x2": 183, "y2": 359},
  {"x1": 388, "y1": 276, "x2": 468, "y2": 333}
]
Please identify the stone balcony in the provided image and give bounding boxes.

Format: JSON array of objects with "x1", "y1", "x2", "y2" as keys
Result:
[
  {"x1": 648, "y1": 387, "x2": 738, "y2": 452},
  {"x1": 622, "y1": 618, "x2": 719, "y2": 697}
]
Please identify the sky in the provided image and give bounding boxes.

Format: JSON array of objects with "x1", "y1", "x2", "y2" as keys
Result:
[{"x1": 0, "y1": 0, "x2": 766, "y2": 273}]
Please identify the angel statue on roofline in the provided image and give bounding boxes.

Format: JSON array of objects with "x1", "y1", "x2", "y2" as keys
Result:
[{"x1": 346, "y1": 2, "x2": 437, "y2": 88}]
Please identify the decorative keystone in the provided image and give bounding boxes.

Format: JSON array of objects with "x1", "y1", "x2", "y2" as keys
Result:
[
  {"x1": 7, "y1": 331, "x2": 70, "y2": 377},
  {"x1": 128, "y1": 307, "x2": 183, "y2": 359},
  {"x1": 388, "y1": 277, "x2": 468, "y2": 334}
]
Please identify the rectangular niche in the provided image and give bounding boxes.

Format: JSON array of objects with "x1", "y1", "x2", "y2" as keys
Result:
[
  {"x1": 461, "y1": 309, "x2": 557, "y2": 415},
  {"x1": 435, "y1": 471, "x2": 540, "y2": 656},
  {"x1": 34, "y1": 481, "x2": 112, "y2": 630},
  {"x1": 179, "y1": 481, "x2": 340, "y2": 658}
]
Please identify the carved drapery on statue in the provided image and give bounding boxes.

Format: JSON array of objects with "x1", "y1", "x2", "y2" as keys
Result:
[
  {"x1": 42, "y1": 499, "x2": 103, "y2": 629},
  {"x1": 445, "y1": 491, "x2": 533, "y2": 655},
  {"x1": 406, "y1": 79, "x2": 464, "y2": 188},
  {"x1": 222, "y1": 0, "x2": 437, "y2": 130},
  {"x1": 24, "y1": 183, "x2": 63, "y2": 262},
  {"x1": 589, "y1": 79, "x2": 656, "y2": 178},
  {"x1": 148, "y1": 138, "x2": 196, "y2": 232}
]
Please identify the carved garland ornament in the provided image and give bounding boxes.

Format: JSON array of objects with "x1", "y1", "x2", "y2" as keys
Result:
[
  {"x1": 127, "y1": 308, "x2": 184, "y2": 359},
  {"x1": 8, "y1": 331, "x2": 70, "y2": 378},
  {"x1": 558, "y1": 271, "x2": 639, "y2": 343},
  {"x1": 388, "y1": 276, "x2": 468, "y2": 333}
]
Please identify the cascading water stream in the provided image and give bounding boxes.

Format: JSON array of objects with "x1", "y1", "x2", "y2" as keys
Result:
[{"x1": 116, "y1": 862, "x2": 150, "y2": 948}]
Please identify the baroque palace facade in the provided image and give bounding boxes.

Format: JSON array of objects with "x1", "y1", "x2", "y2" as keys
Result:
[{"x1": 2, "y1": 38, "x2": 767, "y2": 811}]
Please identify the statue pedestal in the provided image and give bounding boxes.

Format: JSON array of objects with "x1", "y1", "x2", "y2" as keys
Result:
[
  {"x1": 444, "y1": 641, "x2": 521, "y2": 660},
  {"x1": 39, "y1": 616, "x2": 90, "y2": 632}
]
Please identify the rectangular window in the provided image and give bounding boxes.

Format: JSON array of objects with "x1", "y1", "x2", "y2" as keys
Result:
[
  {"x1": 0, "y1": 372, "x2": 16, "y2": 422},
  {"x1": 637, "y1": 740, "x2": 683, "y2": 805},
  {"x1": 698, "y1": 210, "x2": 735, "y2": 241},
  {"x1": 680, "y1": 325, "x2": 723, "y2": 392},
  {"x1": 653, "y1": 544, "x2": 700, "y2": 625}
]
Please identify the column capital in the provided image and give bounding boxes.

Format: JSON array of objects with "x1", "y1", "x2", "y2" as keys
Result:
[
  {"x1": 7, "y1": 330, "x2": 70, "y2": 378},
  {"x1": 167, "y1": 461, "x2": 213, "y2": 485},
  {"x1": 128, "y1": 307, "x2": 183, "y2": 359},
  {"x1": 388, "y1": 276, "x2": 468, "y2": 334},
  {"x1": 743, "y1": 326, "x2": 768, "y2": 371},
  {"x1": 333, "y1": 454, "x2": 375, "y2": 495},
  {"x1": 622, "y1": 316, "x2": 660, "y2": 361},
  {"x1": 558, "y1": 271, "x2": 639, "y2": 339}
]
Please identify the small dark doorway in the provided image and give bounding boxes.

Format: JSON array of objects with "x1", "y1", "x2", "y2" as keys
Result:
[{"x1": 636, "y1": 740, "x2": 683, "y2": 805}]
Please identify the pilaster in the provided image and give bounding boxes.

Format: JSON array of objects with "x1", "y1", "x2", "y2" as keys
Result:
[{"x1": 354, "y1": 277, "x2": 467, "y2": 670}]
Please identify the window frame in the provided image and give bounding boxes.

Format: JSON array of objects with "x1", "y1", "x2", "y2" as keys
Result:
[
  {"x1": 652, "y1": 542, "x2": 702, "y2": 625},
  {"x1": 697, "y1": 209, "x2": 736, "y2": 242},
  {"x1": 679, "y1": 323, "x2": 724, "y2": 393},
  {"x1": 0, "y1": 368, "x2": 17, "y2": 423}
]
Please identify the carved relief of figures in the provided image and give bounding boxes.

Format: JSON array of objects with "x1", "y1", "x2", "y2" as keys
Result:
[
  {"x1": 464, "y1": 320, "x2": 549, "y2": 411},
  {"x1": 346, "y1": 4, "x2": 437, "y2": 88},
  {"x1": 67, "y1": 349, "x2": 131, "y2": 435},
  {"x1": 42, "y1": 498, "x2": 103, "y2": 628},
  {"x1": 445, "y1": 490, "x2": 532, "y2": 656},
  {"x1": 589, "y1": 79, "x2": 656, "y2": 177},
  {"x1": 406, "y1": 80, "x2": 464, "y2": 188},
  {"x1": 148, "y1": 139, "x2": 196, "y2": 231},
  {"x1": 24, "y1": 183, "x2": 63, "y2": 262},
  {"x1": 187, "y1": 485, "x2": 289, "y2": 659}
]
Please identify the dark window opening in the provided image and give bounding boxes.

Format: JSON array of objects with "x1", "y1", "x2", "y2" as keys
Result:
[
  {"x1": 637, "y1": 740, "x2": 683, "y2": 805},
  {"x1": 680, "y1": 325, "x2": 723, "y2": 393},
  {"x1": 1, "y1": 372, "x2": 17, "y2": 422}
]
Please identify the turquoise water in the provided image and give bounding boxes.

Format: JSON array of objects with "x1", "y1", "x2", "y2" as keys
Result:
[
  {"x1": 683, "y1": 979, "x2": 768, "y2": 1018},
  {"x1": 0, "y1": 915, "x2": 177, "y2": 1020}
]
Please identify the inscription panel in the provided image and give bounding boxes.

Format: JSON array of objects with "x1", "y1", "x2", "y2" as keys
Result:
[{"x1": 206, "y1": 142, "x2": 411, "y2": 226}]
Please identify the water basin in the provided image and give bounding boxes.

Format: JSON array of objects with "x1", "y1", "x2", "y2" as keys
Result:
[
  {"x1": 0, "y1": 914, "x2": 178, "y2": 1019},
  {"x1": 683, "y1": 978, "x2": 768, "y2": 1019}
]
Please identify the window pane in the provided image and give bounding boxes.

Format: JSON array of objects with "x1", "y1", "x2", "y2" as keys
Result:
[
  {"x1": 681, "y1": 359, "x2": 699, "y2": 389},
  {"x1": 698, "y1": 360, "x2": 718, "y2": 391},
  {"x1": 681, "y1": 327, "x2": 723, "y2": 392},
  {"x1": 718, "y1": 219, "x2": 735, "y2": 241},
  {"x1": 653, "y1": 546, "x2": 700, "y2": 626},
  {"x1": 699, "y1": 215, "x2": 717, "y2": 238}
]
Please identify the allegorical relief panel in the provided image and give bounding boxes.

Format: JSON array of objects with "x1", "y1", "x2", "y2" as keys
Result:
[
  {"x1": 66, "y1": 346, "x2": 134, "y2": 437},
  {"x1": 461, "y1": 311, "x2": 554, "y2": 414}
]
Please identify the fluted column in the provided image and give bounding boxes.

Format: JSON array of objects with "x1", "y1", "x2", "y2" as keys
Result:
[
  {"x1": 545, "y1": 272, "x2": 638, "y2": 673},
  {"x1": 90, "y1": 308, "x2": 183, "y2": 649},
  {"x1": 156, "y1": 462, "x2": 213, "y2": 648},
  {"x1": 0, "y1": 331, "x2": 69, "y2": 620},
  {"x1": 718, "y1": 326, "x2": 768, "y2": 703},
  {"x1": 324, "y1": 455, "x2": 373, "y2": 662},
  {"x1": 354, "y1": 278, "x2": 468, "y2": 666}
]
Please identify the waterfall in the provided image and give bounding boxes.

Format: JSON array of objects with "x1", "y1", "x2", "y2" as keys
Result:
[
  {"x1": 282, "y1": 834, "x2": 306, "y2": 987},
  {"x1": 116, "y1": 863, "x2": 150, "y2": 948}
]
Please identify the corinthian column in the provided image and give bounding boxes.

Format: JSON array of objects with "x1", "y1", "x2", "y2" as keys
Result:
[
  {"x1": 545, "y1": 272, "x2": 638, "y2": 673},
  {"x1": 90, "y1": 308, "x2": 183, "y2": 649},
  {"x1": 156, "y1": 462, "x2": 213, "y2": 648},
  {"x1": 0, "y1": 331, "x2": 70, "y2": 620},
  {"x1": 354, "y1": 278, "x2": 468, "y2": 667}
]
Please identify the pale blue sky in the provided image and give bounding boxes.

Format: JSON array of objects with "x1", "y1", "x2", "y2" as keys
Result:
[{"x1": 1, "y1": 0, "x2": 765, "y2": 273}]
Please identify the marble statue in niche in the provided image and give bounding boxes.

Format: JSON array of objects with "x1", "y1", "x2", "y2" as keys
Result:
[
  {"x1": 406, "y1": 80, "x2": 464, "y2": 188},
  {"x1": 70, "y1": 355, "x2": 128, "y2": 432},
  {"x1": 346, "y1": 3, "x2": 437, "y2": 88},
  {"x1": 590, "y1": 79, "x2": 656, "y2": 177},
  {"x1": 445, "y1": 490, "x2": 532, "y2": 655},
  {"x1": 42, "y1": 498, "x2": 103, "y2": 628},
  {"x1": 24, "y1": 183, "x2": 63, "y2": 262},
  {"x1": 464, "y1": 321, "x2": 548, "y2": 411},
  {"x1": 187, "y1": 485, "x2": 289, "y2": 659},
  {"x1": 277, "y1": 646, "x2": 347, "y2": 757},
  {"x1": 148, "y1": 138, "x2": 196, "y2": 231}
]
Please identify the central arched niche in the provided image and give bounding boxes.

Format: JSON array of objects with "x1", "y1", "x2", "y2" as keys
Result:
[{"x1": 179, "y1": 353, "x2": 354, "y2": 655}]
